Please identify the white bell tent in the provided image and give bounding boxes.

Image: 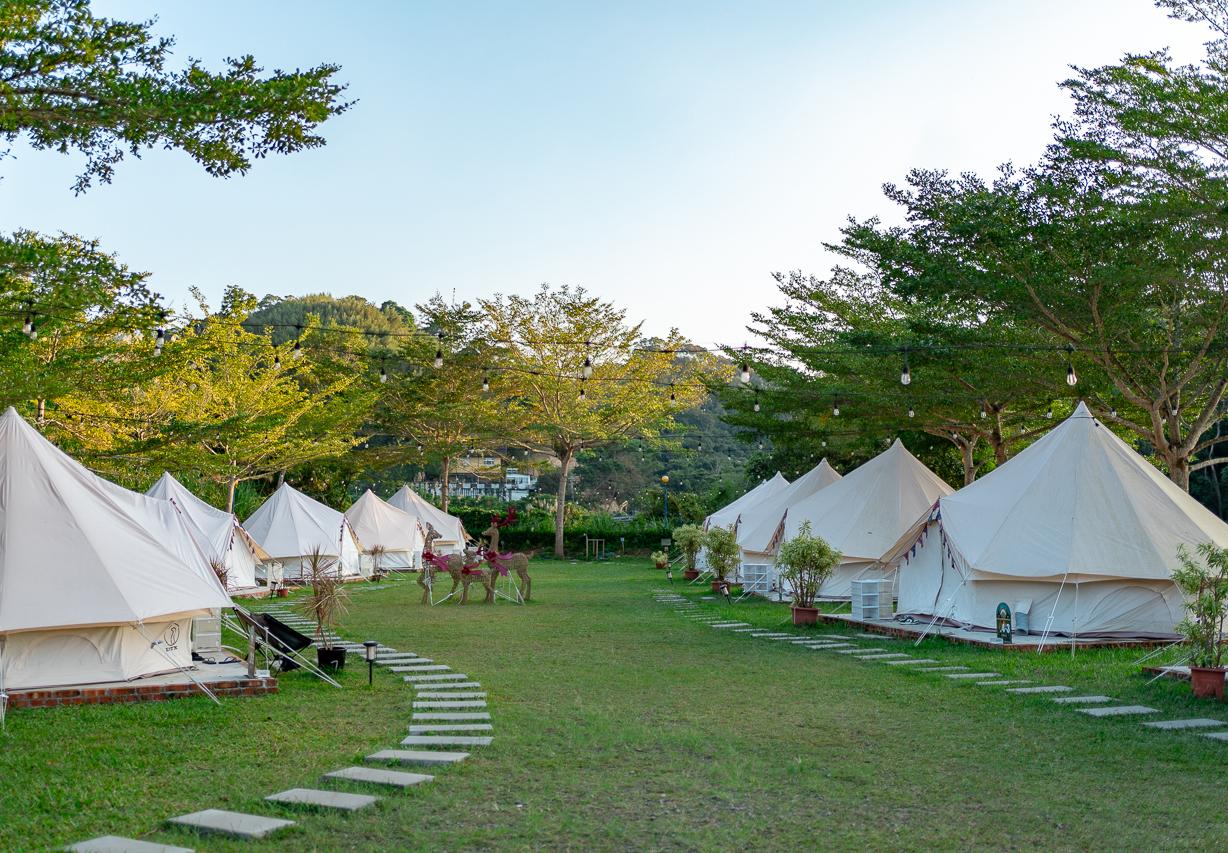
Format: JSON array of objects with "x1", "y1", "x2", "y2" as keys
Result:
[
  {"x1": 388, "y1": 486, "x2": 468, "y2": 554},
  {"x1": 886, "y1": 402, "x2": 1228, "y2": 638},
  {"x1": 704, "y1": 472, "x2": 789, "y2": 531},
  {"x1": 736, "y1": 460, "x2": 842, "y2": 554},
  {"x1": 0, "y1": 408, "x2": 232, "y2": 691},
  {"x1": 748, "y1": 439, "x2": 953, "y2": 598},
  {"x1": 147, "y1": 472, "x2": 269, "y2": 591},
  {"x1": 345, "y1": 489, "x2": 426, "y2": 571},
  {"x1": 243, "y1": 483, "x2": 363, "y2": 579}
]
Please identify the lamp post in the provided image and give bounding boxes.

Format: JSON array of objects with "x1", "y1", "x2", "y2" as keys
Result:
[
  {"x1": 660, "y1": 475, "x2": 670, "y2": 528},
  {"x1": 363, "y1": 641, "x2": 379, "y2": 686}
]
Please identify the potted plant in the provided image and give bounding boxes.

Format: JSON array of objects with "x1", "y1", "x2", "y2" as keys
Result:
[
  {"x1": 301, "y1": 548, "x2": 350, "y2": 671},
  {"x1": 703, "y1": 525, "x2": 740, "y2": 591},
  {"x1": 369, "y1": 544, "x2": 387, "y2": 580},
  {"x1": 776, "y1": 521, "x2": 841, "y2": 626},
  {"x1": 651, "y1": 550, "x2": 670, "y2": 570},
  {"x1": 673, "y1": 524, "x2": 705, "y2": 578},
  {"x1": 1173, "y1": 543, "x2": 1228, "y2": 699}
]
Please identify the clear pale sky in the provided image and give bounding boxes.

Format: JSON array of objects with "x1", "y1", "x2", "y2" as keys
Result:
[{"x1": 0, "y1": 1, "x2": 1211, "y2": 346}]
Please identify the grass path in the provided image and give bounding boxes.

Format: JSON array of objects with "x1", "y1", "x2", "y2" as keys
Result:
[{"x1": 4, "y1": 559, "x2": 1228, "y2": 850}]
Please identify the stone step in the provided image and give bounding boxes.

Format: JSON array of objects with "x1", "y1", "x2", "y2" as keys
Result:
[
  {"x1": 975, "y1": 680, "x2": 1031, "y2": 686},
  {"x1": 946, "y1": 672, "x2": 1002, "y2": 680},
  {"x1": 323, "y1": 766, "x2": 434, "y2": 788},
  {"x1": 1142, "y1": 718, "x2": 1226, "y2": 730},
  {"x1": 885, "y1": 658, "x2": 938, "y2": 666},
  {"x1": 397, "y1": 666, "x2": 452, "y2": 676},
  {"x1": 166, "y1": 809, "x2": 295, "y2": 840},
  {"x1": 767, "y1": 636, "x2": 802, "y2": 642},
  {"x1": 412, "y1": 712, "x2": 491, "y2": 721},
  {"x1": 750, "y1": 633, "x2": 792, "y2": 638},
  {"x1": 856, "y1": 653, "x2": 911, "y2": 660},
  {"x1": 804, "y1": 642, "x2": 853, "y2": 650},
  {"x1": 265, "y1": 788, "x2": 379, "y2": 812},
  {"x1": 400, "y1": 735, "x2": 493, "y2": 747},
  {"x1": 409, "y1": 723, "x2": 494, "y2": 733},
  {"x1": 1202, "y1": 731, "x2": 1228, "y2": 742},
  {"x1": 413, "y1": 700, "x2": 487, "y2": 709},
  {"x1": 1006, "y1": 685, "x2": 1073, "y2": 694},
  {"x1": 915, "y1": 666, "x2": 968, "y2": 672},
  {"x1": 68, "y1": 837, "x2": 193, "y2": 853},
  {"x1": 824, "y1": 635, "x2": 853, "y2": 640},
  {"x1": 1052, "y1": 695, "x2": 1114, "y2": 704},
  {"x1": 837, "y1": 648, "x2": 885, "y2": 655},
  {"x1": 403, "y1": 673, "x2": 468, "y2": 682},
  {"x1": 711, "y1": 623, "x2": 750, "y2": 628},
  {"x1": 415, "y1": 682, "x2": 482, "y2": 690},
  {"x1": 731, "y1": 627, "x2": 759, "y2": 633},
  {"x1": 415, "y1": 691, "x2": 487, "y2": 700},
  {"x1": 1078, "y1": 705, "x2": 1159, "y2": 717},
  {"x1": 367, "y1": 748, "x2": 469, "y2": 766}
]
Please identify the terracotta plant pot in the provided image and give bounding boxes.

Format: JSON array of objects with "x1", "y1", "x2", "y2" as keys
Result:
[
  {"x1": 655, "y1": 561, "x2": 668, "y2": 570},
  {"x1": 276, "y1": 588, "x2": 289, "y2": 598},
  {"x1": 683, "y1": 569, "x2": 700, "y2": 580},
  {"x1": 791, "y1": 605, "x2": 819, "y2": 626},
  {"x1": 1190, "y1": 665, "x2": 1226, "y2": 700},
  {"x1": 316, "y1": 646, "x2": 347, "y2": 672},
  {"x1": 711, "y1": 580, "x2": 726, "y2": 592}
]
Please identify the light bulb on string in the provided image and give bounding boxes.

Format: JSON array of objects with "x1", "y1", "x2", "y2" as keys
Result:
[
  {"x1": 1110, "y1": 407, "x2": 1118, "y2": 419},
  {"x1": 821, "y1": 439, "x2": 827, "y2": 447},
  {"x1": 980, "y1": 407, "x2": 987, "y2": 419},
  {"x1": 274, "y1": 353, "x2": 281, "y2": 369},
  {"x1": 482, "y1": 373, "x2": 490, "y2": 392},
  {"x1": 669, "y1": 384, "x2": 676, "y2": 403},
  {"x1": 21, "y1": 313, "x2": 32, "y2": 335},
  {"x1": 908, "y1": 406, "x2": 915, "y2": 419},
  {"x1": 753, "y1": 390, "x2": 760, "y2": 413},
  {"x1": 832, "y1": 400, "x2": 840, "y2": 417},
  {"x1": 582, "y1": 347, "x2": 593, "y2": 379},
  {"x1": 579, "y1": 378, "x2": 587, "y2": 400},
  {"x1": 1066, "y1": 364, "x2": 1077, "y2": 386},
  {"x1": 739, "y1": 344, "x2": 751, "y2": 384},
  {"x1": 293, "y1": 325, "x2": 303, "y2": 359},
  {"x1": 1046, "y1": 407, "x2": 1053, "y2": 419},
  {"x1": 900, "y1": 350, "x2": 911, "y2": 386},
  {"x1": 379, "y1": 362, "x2": 388, "y2": 384},
  {"x1": 27, "y1": 319, "x2": 36, "y2": 341}
]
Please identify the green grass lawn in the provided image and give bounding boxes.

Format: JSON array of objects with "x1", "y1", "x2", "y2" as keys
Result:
[{"x1": 3, "y1": 559, "x2": 1228, "y2": 851}]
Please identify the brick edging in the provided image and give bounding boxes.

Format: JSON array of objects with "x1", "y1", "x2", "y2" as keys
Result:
[{"x1": 7, "y1": 677, "x2": 278, "y2": 709}]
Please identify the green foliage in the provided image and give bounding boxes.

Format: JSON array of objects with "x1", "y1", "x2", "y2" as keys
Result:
[
  {"x1": 650, "y1": 550, "x2": 669, "y2": 566},
  {"x1": 776, "y1": 521, "x2": 842, "y2": 609},
  {"x1": 703, "y1": 524, "x2": 740, "y2": 581},
  {"x1": 246, "y1": 293, "x2": 416, "y2": 346},
  {"x1": 0, "y1": 0, "x2": 350, "y2": 192},
  {"x1": 1173, "y1": 543, "x2": 1228, "y2": 668},
  {"x1": 299, "y1": 548, "x2": 349, "y2": 648},
  {"x1": 672, "y1": 524, "x2": 705, "y2": 571}
]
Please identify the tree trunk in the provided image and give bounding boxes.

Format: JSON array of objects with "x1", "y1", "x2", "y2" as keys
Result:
[
  {"x1": 226, "y1": 476, "x2": 239, "y2": 515},
  {"x1": 960, "y1": 441, "x2": 977, "y2": 486},
  {"x1": 35, "y1": 398, "x2": 45, "y2": 429},
  {"x1": 1165, "y1": 451, "x2": 1191, "y2": 491},
  {"x1": 440, "y1": 455, "x2": 451, "y2": 513},
  {"x1": 992, "y1": 410, "x2": 1008, "y2": 465},
  {"x1": 554, "y1": 449, "x2": 573, "y2": 559}
]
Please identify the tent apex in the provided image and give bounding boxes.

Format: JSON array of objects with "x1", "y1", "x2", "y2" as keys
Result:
[{"x1": 1073, "y1": 400, "x2": 1093, "y2": 416}]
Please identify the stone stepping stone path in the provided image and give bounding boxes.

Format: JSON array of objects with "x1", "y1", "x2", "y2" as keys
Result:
[
  {"x1": 1006, "y1": 685, "x2": 1072, "y2": 694},
  {"x1": 414, "y1": 691, "x2": 486, "y2": 700},
  {"x1": 413, "y1": 711, "x2": 491, "y2": 721},
  {"x1": 806, "y1": 642, "x2": 853, "y2": 650},
  {"x1": 732, "y1": 627, "x2": 759, "y2": 633},
  {"x1": 323, "y1": 766, "x2": 434, "y2": 788},
  {"x1": 1078, "y1": 705, "x2": 1159, "y2": 717},
  {"x1": 1142, "y1": 718, "x2": 1226, "y2": 730},
  {"x1": 1202, "y1": 731, "x2": 1228, "y2": 742},
  {"x1": 68, "y1": 837, "x2": 193, "y2": 852},
  {"x1": 915, "y1": 665, "x2": 969, "y2": 672},
  {"x1": 409, "y1": 723, "x2": 494, "y2": 733},
  {"x1": 856, "y1": 633, "x2": 892, "y2": 640},
  {"x1": 265, "y1": 788, "x2": 379, "y2": 812},
  {"x1": 166, "y1": 809, "x2": 295, "y2": 840},
  {"x1": 1053, "y1": 695, "x2": 1114, "y2": 704},
  {"x1": 367, "y1": 748, "x2": 470, "y2": 766},
  {"x1": 885, "y1": 658, "x2": 937, "y2": 666},
  {"x1": 856, "y1": 653, "x2": 911, "y2": 661},
  {"x1": 401, "y1": 735, "x2": 493, "y2": 747},
  {"x1": 975, "y1": 680, "x2": 1031, "y2": 686},
  {"x1": 403, "y1": 673, "x2": 468, "y2": 682},
  {"x1": 946, "y1": 672, "x2": 1001, "y2": 680},
  {"x1": 711, "y1": 623, "x2": 750, "y2": 629},
  {"x1": 415, "y1": 681, "x2": 482, "y2": 690},
  {"x1": 836, "y1": 647, "x2": 885, "y2": 655},
  {"x1": 396, "y1": 665, "x2": 451, "y2": 673},
  {"x1": 751, "y1": 632, "x2": 793, "y2": 638},
  {"x1": 413, "y1": 700, "x2": 488, "y2": 709}
]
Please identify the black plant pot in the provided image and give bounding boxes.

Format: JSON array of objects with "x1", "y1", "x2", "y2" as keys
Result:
[{"x1": 317, "y1": 646, "x2": 347, "y2": 672}]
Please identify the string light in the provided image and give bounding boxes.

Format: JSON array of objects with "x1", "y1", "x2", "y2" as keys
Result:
[
  {"x1": 153, "y1": 327, "x2": 165, "y2": 357},
  {"x1": 669, "y1": 384, "x2": 676, "y2": 403},
  {"x1": 379, "y1": 362, "x2": 388, "y2": 384},
  {"x1": 433, "y1": 333, "x2": 444, "y2": 369},
  {"x1": 1065, "y1": 343, "x2": 1077, "y2": 386},
  {"x1": 900, "y1": 350, "x2": 911, "y2": 386},
  {"x1": 21, "y1": 310, "x2": 32, "y2": 336},
  {"x1": 832, "y1": 398, "x2": 840, "y2": 417},
  {"x1": 582, "y1": 344, "x2": 593, "y2": 379},
  {"x1": 274, "y1": 354, "x2": 281, "y2": 369},
  {"x1": 482, "y1": 373, "x2": 490, "y2": 392},
  {"x1": 26, "y1": 317, "x2": 37, "y2": 341},
  {"x1": 293, "y1": 324, "x2": 303, "y2": 359},
  {"x1": 753, "y1": 390, "x2": 760, "y2": 413},
  {"x1": 740, "y1": 345, "x2": 751, "y2": 384},
  {"x1": 1046, "y1": 406, "x2": 1053, "y2": 419},
  {"x1": 908, "y1": 406, "x2": 915, "y2": 418},
  {"x1": 980, "y1": 407, "x2": 987, "y2": 419},
  {"x1": 579, "y1": 378, "x2": 587, "y2": 400}
]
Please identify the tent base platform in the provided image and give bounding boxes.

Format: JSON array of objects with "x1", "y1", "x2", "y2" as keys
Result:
[
  {"x1": 6, "y1": 661, "x2": 277, "y2": 710},
  {"x1": 813, "y1": 612, "x2": 1174, "y2": 652}
]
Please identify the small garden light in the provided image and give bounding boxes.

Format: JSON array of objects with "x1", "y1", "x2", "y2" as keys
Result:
[{"x1": 363, "y1": 640, "x2": 379, "y2": 685}]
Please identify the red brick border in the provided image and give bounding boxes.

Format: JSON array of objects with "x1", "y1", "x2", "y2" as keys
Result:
[{"x1": 6, "y1": 677, "x2": 278, "y2": 709}]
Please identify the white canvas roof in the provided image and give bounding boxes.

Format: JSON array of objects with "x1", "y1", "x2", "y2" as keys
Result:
[
  {"x1": 911, "y1": 402, "x2": 1228, "y2": 582},
  {"x1": 0, "y1": 408, "x2": 231, "y2": 635},
  {"x1": 244, "y1": 483, "x2": 362, "y2": 571},
  {"x1": 737, "y1": 460, "x2": 841, "y2": 552},
  {"x1": 345, "y1": 489, "x2": 425, "y2": 554},
  {"x1": 705, "y1": 472, "x2": 789, "y2": 530},
  {"x1": 388, "y1": 486, "x2": 467, "y2": 544},
  {"x1": 147, "y1": 472, "x2": 269, "y2": 589},
  {"x1": 775, "y1": 439, "x2": 953, "y2": 561}
]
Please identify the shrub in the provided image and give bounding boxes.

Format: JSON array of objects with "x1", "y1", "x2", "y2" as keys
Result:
[
  {"x1": 299, "y1": 548, "x2": 349, "y2": 649},
  {"x1": 1173, "y1": 542, "x2": 1228, "y2": 668},
  {"x1": 703, "y1": 525, "x2": 740, "y2": 581},
  {"x1": 776, "y1": 521, "x2": 842, "y2": 609},
  {"x1": 673, "y1": 524, "x2": 705, "y2": 571}
]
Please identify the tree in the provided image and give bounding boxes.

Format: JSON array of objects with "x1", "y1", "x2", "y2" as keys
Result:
[
  {"x1": 1, "y1": 0, "x2": 350, "y2": 192},
  {"x1": 246, "y1": 294, "x2": 415, "y2": 345},
  {"x1": 482, "y1": 284, "x2": 714, "y2": 557}
]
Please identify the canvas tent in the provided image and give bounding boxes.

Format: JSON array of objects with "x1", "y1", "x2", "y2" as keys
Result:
[
  {"x1": 147, "y1": 472, "x2": 269, "y2": 590},
  {"x1": 388, "y1": 486, "x2": 467, "y2": 554},
  {"x1": 743, "y1": 440, "x2": 953, "y2": 598},
  {"x1": 345, "y1": 489, "x2": 426, "y2": 571},
  {"x1": 884, "y1": 402, "x2": 1228, "y2": 638},
  {"x1": 243, "y1": 483, "x2": 363, "y2": 579},
  {"x1": 0, "y1": 408, "x2": 232, "y2": 691},
  {"x1": 704, "y1": 472, "x2": 789, "y2": 531},
  {"x1": 736, "y1": 460, "x2": 842, "y2": 554}
]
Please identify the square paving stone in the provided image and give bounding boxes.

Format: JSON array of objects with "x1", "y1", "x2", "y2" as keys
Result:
[
  {"x1": 68, "y1": 837, "x2": 194, "y2": 852},
  {"x1": 1142, "y1": 718, "x2": 1227, "y2": 730},
  {"x1": 265, "y1": 788, "x2": 379, "y2": 812},
  {"x1": 975, "y1": 680, "x2": 1031, "y2": 686},
  {"x1": 367, "y1": 749, "x2": 470, "y2": 766},
  {"x1": 856, "y1": 633, "x2": 892, "y2": 639},
  {"x1": 1052, "y1": 695, "x2": 1114, "y2": 704},
  {"x1": 767, "y1": 636, "x2": 802, "y2": 641},
  {"x1": 415, "y1": 682, "x2": 481, "y2": 690},
  {"x1": 1078, "y1": 705, "x2": 1159, "y2": 717},
  {"x1": 413, "y1": 700, "x2": 488, "y2": 709},
  {"x1": 409, "y1": 723, "x2": 494, "y2": 733},
  {"x1": 915, "y1": 666, "x2": 969, "y2": 672},
  {"x1": 414, "y1": 692, "x2": 487, "y2": 700},
  {"x1": 400, "y1": 735, "x2": 493, "y2": 747},
  {"x1": 946, "y1": 672, "x2": 1002, "y2": 679},
  {"x1": 711, "y1": 623, "x2": 749, "y2": 628},
  {"x1": 395, "y1": 665, "x2": 451, "y2": 673},
  {"x1": 1201, "y1": 731, "x2": 1228, "y2": 742},
  {"x1": 323, "y1": 766, "x2": 434, "y2": 788},
  {"x1": 885, "y1": 658, "x2": 937, "y2": 666},
  {"x1": 751, "y1": 633, "x2": 792, "y2": 638},
  {"x1": 412, "y1": 711, "x2": 491, "y2": 721},
  {"x1": 732, "y1": 628, "x2": 758, "y2": 633},
  {"x1": 403, "y1": 673, "x2": 467, "y2": 682},
  {"x1": 166, "y1": 809, "x2": 295, "y2": 840},
  {"x1": 837, "y1": 648, "x2": 885, "y2": 655},
  {"x1": 1006, "y1": 685, "x2": 1073, "y2": 694},
  {"x1": 806, "y1": 643, "x2": 853, "y2": 649},
  {"x1": 856, "y1": 653, "x2": 912, "y2": 660}
]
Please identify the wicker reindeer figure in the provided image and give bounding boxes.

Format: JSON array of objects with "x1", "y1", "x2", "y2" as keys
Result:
[
  {"x1": 452, "y1": 547, "x2": 495, "y2": 604},
  {"x1": 482, "y1": 507, "x2": 533, "y2": 602}
]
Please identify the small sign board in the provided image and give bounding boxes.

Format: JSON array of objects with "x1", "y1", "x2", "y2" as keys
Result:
[
  {"x1": 660, "y1": 538, "x2": 672, "y2": 548},
  {"x1": 996, "y1": 602, "x2": 1013, "y2": 644}
]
